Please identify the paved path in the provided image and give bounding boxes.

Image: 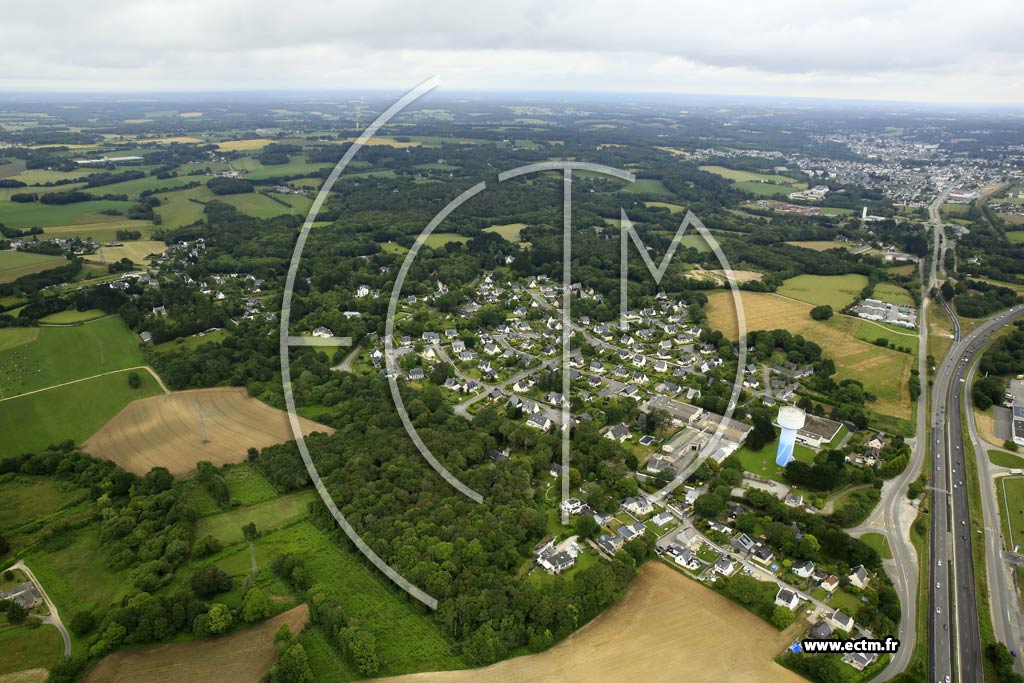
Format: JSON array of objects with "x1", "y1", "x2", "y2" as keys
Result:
[
  {"x1": 332, "y1": 343, "x2": 362, "y2": 372},
  {"x1": 9, "y1": 560, "x2": 71, "y2": 656},
  {"x1": 0, "y1": 364, "x2": 169, "y2": 401}
]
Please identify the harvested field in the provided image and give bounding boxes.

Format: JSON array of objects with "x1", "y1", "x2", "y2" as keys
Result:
[
  {"x1": 706, "y1": 290, "x2": 914, "y2": 419},
  {"x1": 372, "y1": 562, "x2": 802, "y2": 683},
  {"x1": 85, "y1": 240, "x2": 166, "y2": 265},
  {"x1": 82, "y1": 604, "x2": 309, "y2": 683},
  {"x1": 685, "y1": 267, "x2": 763, "y2": 285},
  {"x1": 0, "y1": 670, "x2": 48, "y2": 683},
  {"x1": 82, "y1": 387, "x2": 333, "y2": 476},
  {"x1": 784, "y1": 240, "x2": 853, "y2": 251}
]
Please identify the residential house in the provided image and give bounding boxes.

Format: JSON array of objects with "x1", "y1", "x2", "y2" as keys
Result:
[
  {"x1": 526, "y1": 415, "x2": 552, "y2": 431},
  {"x1": 560, "y1": 498, "x2": 586, "y2": 516},
  {"x1": 538, "y1": 550, "x2": 575, "y2": 575},
  {"x1": 674, "y1": 549, "x2": 701, "y2": 570},
  {"x1": 598, "y1": 533, "x2": 624, "y2": 555},
  {"x1": 848, "y1": 565, "x2": 870, "y2": 589},
  {"x1": 618, "y1": 521, "x2": 646, "y2": 542},
  {"x1": 731, "y1": 533, "x2": 756, "y2": 554},
  {"x1": 622, "y1": 496, "x2": 653, "y2": 517},
  {"x1": 775, "y1": 587, "x2": 800, "y2": 610},
  {"x1": 842, "y1": 652, "x2": 878, "y2": 671},
  {"x1": 793, "y1": 561, "x2": 815, "y2": 579},
  {"x1": 830, "y1": 610, "x2": 854, "y2": 633},
  {"x1": 820, "y1": 575, "x2": 841, "y2": 594},
  {"x1": 714, "y1": 557, "x2": 738, "y2": 577},
  {"x1": 651, "y1": 511, "x2": 674, "y2": 528},
  {"x1": 604, "y1": 423, "x2": 631, "y2": 443},
  {"x1": 808, "y1": 620, "x2": 833, "y2": 640},
  {"x1": 675, "y1": 526, "x2": 700, "y2": 550},
  {"x1": 751, "y1": 543, "x2": 775, "y2": 566}
]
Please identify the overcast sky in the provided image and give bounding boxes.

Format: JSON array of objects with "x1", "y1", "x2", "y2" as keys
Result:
[{"x1": 2, "y1": 0, "x2": 1022, "y2": 105}]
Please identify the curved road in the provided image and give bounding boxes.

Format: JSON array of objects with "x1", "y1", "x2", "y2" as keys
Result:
[{"x1": 9, "y1": 560, "x2": 71, "y2": 656}]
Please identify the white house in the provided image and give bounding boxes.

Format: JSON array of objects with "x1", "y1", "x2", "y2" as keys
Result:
[
  {"x1": 774, "y1": 587, "x2": 800, "y2": 611},
  {"x1": 622, "y1": 496, "x2": 653, "y2": 517}
]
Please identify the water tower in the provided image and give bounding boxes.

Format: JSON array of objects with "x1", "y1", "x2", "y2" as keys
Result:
[{"x1": 775, "y1": 406, "x2": 807, "y2": 467}]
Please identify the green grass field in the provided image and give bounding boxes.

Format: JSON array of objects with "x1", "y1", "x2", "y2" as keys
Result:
[
  {"x1": 299, "y1": 625, "x2": 360, "y2": 682},
  {"x1": 873, "y1": 282, "x2": 915, "y2": 307},
  {"x1": 859, "y1": 532, "x2": 893, "y2": 559},
  {"x1": 22, "y1": 524, "x2": 133, "y2": 618},
  {"x1": 37, "y1": 309, "x2": 107, "y2": 324},
  {"x1": 0, "y1": 250, "x2": 69, "y2": 283},
  {"x1": 37, "y1": 219, "x2": 155, "y2": 243},
  {"x1": 732, "y1": 180, "x2": 798, "y2": 197},
  {"x1": 199, "y1": 520, "x2": 462, "y2": 675},
  {"x1": 0, "y1": 476, "x2": 87, "y2": 543},
  {"x1": 422, "y1": 233, "x2": 470, "y2": 248},
  {"x1": 698, "y1": 166, "x2": 803, "y2": 186},
  {"x1": 0, "y1": 369, "x2": 162, "y2": 456},
  {"x1": 220, "y1": 192, "x2": 313, "y2": 219},
  {"x1": 852, "y1": 319, "x2": 918, "y2": 353},
  {"x1": 999, "y1": 476, "x2": 1024, "y2": 553},
  {"x1": 231, "y1": 156, "x2": 332, "y2": 181},
  {"x1": 940, "y1": 203, "x2": 971, "y2": 217},
  {"x1": 221, "y1": 463, "x2": 280, "y2": 505},
  {"x1": 482, "y1": 223, "x2": 527, "y2": 241},
  {"x1": 196, "y1": 490, "x2": 317, "y2": 546},
  {"x1": 990, "y1": 451, "x2": 1024, "y2": 468},
  {"x1": 776, "y1": 274, "x2": 869, "y2": 309},
  {"x1": 0, "y1": 199, "x2": 136, "y2": 229},
  {"x1": 1005, "y1": 231, "x2": 1024, "y2": 243},
  {"x1": 0, "y1": 315, "x2": 146, "y2": 398},
  {"x1": 152, "y1": 329, "x2": 228, "y2": 353},
  {"x1": 643, "y1": 201, "x2": 684, "y2": 214},
  {"x1": 733, "y1": 438, "x2": 815, "y2": 483},
  {"x1": 0, "y1": 327, "x2": 37, "y2": 352},
  {"x1": 0, "y1": 623, "x2": 64, "y2": 675},
  {"x1": 85, "y1": 173, "x2": 199, "y2": 197},
  {"x1": 621, "y1": 178, "x2": 672, "y2": 196}
]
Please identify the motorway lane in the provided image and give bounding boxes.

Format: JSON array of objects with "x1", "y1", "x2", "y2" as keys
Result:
[
  {"x1": 965, "y1": 349, "x2": 1024, "y2": 671},
  {"x1": 932, "y1": 303, "x2": 1024, "y2": 682}
]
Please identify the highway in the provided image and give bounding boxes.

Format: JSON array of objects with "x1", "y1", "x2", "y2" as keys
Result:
[
  {"x1": 930, "y1": 277, "x2": 1024, "y2": 683},
  {"x1": 965, "y1": 345, "x2": 1024, "y2": 672}
]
